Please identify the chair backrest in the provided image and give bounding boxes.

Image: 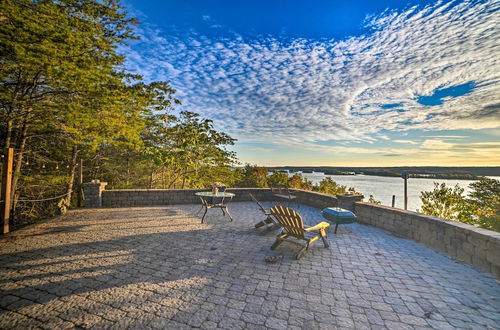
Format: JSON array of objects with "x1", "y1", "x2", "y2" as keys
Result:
[
  {"x1": 270, "y1": 205, "x2": 305, "y2": 239},
  {"x1": 249, "y1": 193, "x2": 267, "y2": 214},
  {"x1": 271, "y1": 185, "x2": 294, "y2": 198},
  {"x1": 271, "y1": 185, "x2": 286, "y2": 194}
]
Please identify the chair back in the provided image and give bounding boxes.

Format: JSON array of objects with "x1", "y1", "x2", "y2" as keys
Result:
[
  {"x1": 270, "y1": 205, "x2": 305, "y2": 239},
  {"x1": 271, "y1": 185, "x2": 287, "y2": 194},
  {"x1": 249, "y1": 193, "x2": 267, "y2": 214}
]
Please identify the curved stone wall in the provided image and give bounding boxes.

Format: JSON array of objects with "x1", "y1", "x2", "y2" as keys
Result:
[{"x1": 82, "y1": 184, "x2": 499, "y2": 276}]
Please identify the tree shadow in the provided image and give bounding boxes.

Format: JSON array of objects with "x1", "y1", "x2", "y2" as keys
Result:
[{"x1": 0, "y1": 204, "x2": 292, "y2": 327}]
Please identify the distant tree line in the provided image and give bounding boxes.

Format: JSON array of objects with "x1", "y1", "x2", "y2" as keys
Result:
[
  {"x1": 268, "y1": 166, "x2": 499, "y2": 179},
  {"x1": 233, "y1": 165, "x2": 381, "y2": 202}
]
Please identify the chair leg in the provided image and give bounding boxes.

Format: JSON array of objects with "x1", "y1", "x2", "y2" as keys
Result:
[
  {"x1": 320, "y1": 229, "x2": 329, "y2": 248},
  {"x1": 271, "y1": 238, "x2": 283, "y2": 250},
  {"x1": 296, "y1": 243, "x2": 309, "y2": 259},
  {"x1": 255, "y1": 220, "x2": 266, "y2": 228},
  {"x1": 271, "y1": 233, "x2": 287, "y2": 250},
  {"x1": 254, "y1": 217, "x2": 273, "y2": 228}
]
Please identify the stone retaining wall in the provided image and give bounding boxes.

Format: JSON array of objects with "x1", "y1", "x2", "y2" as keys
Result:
[
  {"x1": 101, "y1": 188, "x2": 275, "y2": 207},
  {"x1": 354, "y1": 202, "x2": 500, "y2": 277},
  {"x1": 293, "y1": 190, "x2": 339, "y2": 209},
  {"x1": 83, "y1": 184, "x2": 499, "y2": 277}
]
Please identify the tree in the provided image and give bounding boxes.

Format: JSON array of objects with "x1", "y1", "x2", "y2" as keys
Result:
[
  {"x1": 288, "y1": 174, "x2": 312, "y2": 190},
  {"x1": 467, "y1": 178, "x2": 500, "y2": 232},
  {"x1": 1, "y1": 0, "x2": 240, "y2": 228},
  {"x1": 236, "y1": 164, "x2": 269, "y2": 188},
  {"x1": 418, "y1": 179, "x2": 499, "y2": 232},
  {"x1": 1, "y1": 0, "x2": 141, "y2": 211},
  {"x1": 468, "y1": 178, "x2": 500, "y2": 214},
  {"x1": 143, "y1": 111, "x2": 236, "y2": 189},
  {"x1": 268, "y1": 170, "x2": 288, "y2": 186},
  {"x1": 314, "y1": 177, "x2": 349, "y2": 195},
  {"x1": 419, "y1": 183, "x2": 475, "y2": 222}
]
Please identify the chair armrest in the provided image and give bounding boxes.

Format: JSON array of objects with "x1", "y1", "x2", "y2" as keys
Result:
[{"x1": 304, "y1": 222, "x2": 330, "y2": 232}]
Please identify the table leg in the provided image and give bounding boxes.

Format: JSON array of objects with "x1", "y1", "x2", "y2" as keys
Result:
[
  {"x1": 196, "y1": 197, "x2": 205, "y2": 214},
  {"x1": 225, "y1": 206, "x2": 233, "y2": 221},
  {"x1": 201, "y1": 205, "x2": 208, "y2": 224}
]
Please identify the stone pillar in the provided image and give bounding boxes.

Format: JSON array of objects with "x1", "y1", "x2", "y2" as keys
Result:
[
  {"x1": 82, "y1": 180, "x2": 107, "y2": 207},
  {"x1": 336, "y1": 193, "x2": 364, "y2": 212}
]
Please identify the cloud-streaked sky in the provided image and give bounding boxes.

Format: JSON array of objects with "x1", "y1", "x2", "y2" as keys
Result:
[{"x1": 122, "y1": 0, "x2": 500, "y2": 166}]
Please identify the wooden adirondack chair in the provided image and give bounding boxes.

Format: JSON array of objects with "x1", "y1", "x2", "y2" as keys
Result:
[
  {"x1": 249, "y1": 193, "x2": 278, "y2": 228},
  {"x1": 270, "y1": 205, "x2": 330, "y2": 259}
]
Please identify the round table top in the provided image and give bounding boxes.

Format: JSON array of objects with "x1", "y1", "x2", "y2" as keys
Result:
[{"x1": 195, "y1": 191, "x2": 235, "y2": 198}]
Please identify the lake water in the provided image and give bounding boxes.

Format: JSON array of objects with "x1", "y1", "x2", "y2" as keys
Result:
[{"x1": 289, "y1": 172, "x2": 500, "y2": 212}]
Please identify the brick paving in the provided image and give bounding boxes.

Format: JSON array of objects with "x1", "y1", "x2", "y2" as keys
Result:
[{"x1": 0, "y1": 202, "x2": 499, "y2": 329}]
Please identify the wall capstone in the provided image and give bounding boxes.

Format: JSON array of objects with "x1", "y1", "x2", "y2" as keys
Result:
[{"x1": 336, "y1": 193, "x2": 364, "y2": 211}]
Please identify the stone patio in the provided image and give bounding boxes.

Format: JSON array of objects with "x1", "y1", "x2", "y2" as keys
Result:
[{"x1": 0, "y1": 202, "x2": 499, "y2": 329}]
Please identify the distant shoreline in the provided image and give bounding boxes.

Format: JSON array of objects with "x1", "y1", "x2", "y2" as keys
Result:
[{"x1": 264, "y1": 166, "x2": 500, "y2": 181}]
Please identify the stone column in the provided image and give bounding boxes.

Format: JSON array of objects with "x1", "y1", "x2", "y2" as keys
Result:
[
  {"x1": 336, "y1": 193, "x2": 364, "y2": 212},
  {"x1": 82, "y1": 180, "x2": 107, "y2": 207}
]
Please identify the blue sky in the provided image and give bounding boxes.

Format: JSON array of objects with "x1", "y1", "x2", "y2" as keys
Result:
[{"x1": 122, "y1": 0, "x2": 500, "y2": 166}]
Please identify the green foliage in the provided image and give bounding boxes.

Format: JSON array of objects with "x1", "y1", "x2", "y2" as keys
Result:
[
  {"x1": 313, "y1": 177, "x2": 348, "y2": 195},
  {"x1": 0, "y1": 0, "x2": 237, "y2": 227},
  {"x1": 419, "y1": 183, "x2": 475, "y2": 222},
  {"x1": 237, "y1": 164, "x2": 269, "y2": 188},
  {"x1": 419, "y1": 179, "x2": 500, "y2": 232},
  {"x1": 268, "y1": 170, "x2": 288, "y2": 186},
  {"x1": 468, "y1": 178, "x2": 500, "y2": 232},
  {"x1": 288, "y1": 174, "x2": 313, "y2": 190},
  {"x1": 468, "y1": 178, "x2": 500, "y2": 212},
  {"x1": 312, "y1": 177, "x2": 360, "y2": 197}
]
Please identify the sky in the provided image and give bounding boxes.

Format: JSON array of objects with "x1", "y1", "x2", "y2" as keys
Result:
[{"x1": 121, "y1": 0, "x2": 500, "y2": 166}]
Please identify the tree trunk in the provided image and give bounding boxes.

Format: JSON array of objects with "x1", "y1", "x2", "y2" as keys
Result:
[
  {"x1": 181, "y1": 164, "x2": 188, "y2": 189},
  {"x1": 126, "y1": 156, "x2": 130, "y2": 187},
  {"x1": 10, "y1": 121, "x2": 29, "y2": 207},
  {"x1": 167, "y1": 171, "x2": 182, "y2": 189},
  {"x1": 162, "y1": 165, "x2": 165, "y2": 189},
  {"x1": 60, "y1": 145, "x2": 79, "y2": 213},
  {"x1": 4, "y1": 119, "x2": 13, "y2": 149}
]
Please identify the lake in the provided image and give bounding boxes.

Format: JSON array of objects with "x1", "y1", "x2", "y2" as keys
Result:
[{"x1": 288, "y1": 172, "x2": 499, "y2": 211}]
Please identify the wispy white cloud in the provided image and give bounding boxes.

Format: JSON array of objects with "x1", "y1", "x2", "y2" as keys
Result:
[
  {"x1": 393, "y1": 140, "x2": 419, "y2": 145},
  {"x1": 122, "y1": 0, "x2": 500, "y2": 154}
]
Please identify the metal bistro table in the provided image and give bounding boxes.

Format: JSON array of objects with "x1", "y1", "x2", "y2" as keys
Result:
[{"x1": 195, "y1": 191, "x2": 235, "y2": 223}]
